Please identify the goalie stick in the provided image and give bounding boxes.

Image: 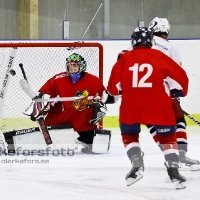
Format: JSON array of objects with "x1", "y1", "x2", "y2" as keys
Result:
[
  {"x1": 0, "y1": 47, "x2": 18, "y2": 118},
  {"x1": 20, "y1": 79, "x2": 95, "y2": 102},
  {"x1": 3, "y1": 124, "x2": 73, "y2": 138},
  {"x1": 18, "y1": 63, "x2": 52, "y2": 145},
  {"x1": 20, "y1": 76, "x2": 95, "y2": 102}
]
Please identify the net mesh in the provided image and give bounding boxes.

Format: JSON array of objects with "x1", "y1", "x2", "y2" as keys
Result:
[{"x1": 0, "y1": 42, "x2": 103, "y2": 131}]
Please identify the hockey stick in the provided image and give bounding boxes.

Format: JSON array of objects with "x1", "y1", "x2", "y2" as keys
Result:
[
  {"x1": 20, "y1": 78, "x2": 95, "y2": 102},
  {"x1": 34, "y1": 96, "x2": 94, "y2": 102},
  {"x1": 172, "y1": 95, "x2": 200, "y2": 126},
  {"x1": 0, "y1": 47, "x2": 18, "y2": 118},
  {"x1": 19, "y1": 63, "x2": 28, "y2": 81},
  {"x1": 18, "y1": 63, "x2": 52, "y2": 145},
  {"x1": 182, "y1": 110, "x2": 200, "y2": 126}
]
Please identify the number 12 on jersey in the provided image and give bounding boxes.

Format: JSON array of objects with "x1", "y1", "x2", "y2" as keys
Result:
[{"x1": 129, "y1": 63, "x2": 153, "y2": 88}]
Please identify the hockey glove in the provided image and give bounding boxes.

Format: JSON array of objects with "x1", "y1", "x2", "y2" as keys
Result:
[
  {"x1": 171, "y1": 89, "x2": 183, "y2": 97},
  {"x1": 30, "y1": 99, "x2": 50, "y2": 121},
  {"x1": 102, "y1": 90, "x2": 120, "y2": 104},
  {"x1": 172, "y1": 96, "x2": 184, "y2": 120},
  {"x1": 89, "y1": 99, "x2": 107, "y2": 125},
  {"x1": 23, "y1": 93, "x2": 51, "y2": 121}
]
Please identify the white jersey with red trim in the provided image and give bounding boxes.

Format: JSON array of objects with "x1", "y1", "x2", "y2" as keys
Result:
[{"x1": 151, "y1": 35, "x2": 182, "y2": 66}]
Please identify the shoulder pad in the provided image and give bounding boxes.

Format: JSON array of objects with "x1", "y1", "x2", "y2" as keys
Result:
[{"x1": 117, "y1": 50, "x2": 129, "y2": 60}]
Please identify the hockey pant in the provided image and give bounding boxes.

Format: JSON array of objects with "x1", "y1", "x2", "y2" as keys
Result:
[
  {"x1": 120, "y1": 123, "x2": 179, "y2": 163},
  {"x1": 147, "y1": 98, "x2": 187, "y2": 152}
]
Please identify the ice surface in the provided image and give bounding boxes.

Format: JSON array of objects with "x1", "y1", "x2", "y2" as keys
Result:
[{"x1": 0, "y1": 126, "x2": 200, "y2": 200}]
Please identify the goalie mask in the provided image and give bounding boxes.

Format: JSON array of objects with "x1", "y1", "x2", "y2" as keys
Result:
[
  {"x1": 131, "y1": 27, "x2": 153, "y2": 48},
  {"x1": 66, "y1": 53, "x2": 87, "y2": 83},
  {"x1": 148, "y1": 17, "x2": 170, "y2": 38}
]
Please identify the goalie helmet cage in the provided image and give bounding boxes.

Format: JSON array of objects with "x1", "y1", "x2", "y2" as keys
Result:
[{"x1": 0, "y1": 42, "x2": 103, "y2": 132}]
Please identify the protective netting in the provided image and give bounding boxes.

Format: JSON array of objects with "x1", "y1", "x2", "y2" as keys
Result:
[{"x1": 0, "y1": 42, "x2": 103, "y2": 131}]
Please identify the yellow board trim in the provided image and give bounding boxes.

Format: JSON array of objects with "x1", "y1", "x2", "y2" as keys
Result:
[
  {"x1": 103, "y1": 114, "x2": 200, "y2": 128},
  {"x1": 1, "y1": 114, "x2": 200, "y2": 131},
  {"x1": 0, "y1": 118, "x2": 37, "y2": 130}
]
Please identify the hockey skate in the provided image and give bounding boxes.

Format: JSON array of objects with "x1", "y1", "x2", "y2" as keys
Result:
[
  {"x1": 179, "y1": 149, "x2": 200, "y2": 171},
  {"x1": 165, "y1": 160, "x2": 186, "y2": 189},
  {"x1": 78, "y1": 141, "x2": 94, "y2": 154},
  {"x1": 126, "y1": 151, "x2": 144, "y2": 186},
  {"x1": 81, "y1": 145, "x2": 93, "y2": 154}
]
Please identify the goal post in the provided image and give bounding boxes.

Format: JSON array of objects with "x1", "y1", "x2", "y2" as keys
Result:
[{"x1": 0, "y1": 42, "x2": 103, "y2": 147}]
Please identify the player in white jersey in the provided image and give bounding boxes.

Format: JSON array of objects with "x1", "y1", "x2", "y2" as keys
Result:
[
  {"x1": 151, "y1": 35, "x2": 181, "y2": 65},
  {"x1": 147, "y1": 17, "x2": 200, "y2": 171}
]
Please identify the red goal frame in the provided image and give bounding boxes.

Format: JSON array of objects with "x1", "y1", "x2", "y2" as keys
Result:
[
  {"x1": 0, "y1": 41, "x2": 104, "y2": 130},
  {"x1": 0, "y1": 42, "x2": 103, "y2": 82}
]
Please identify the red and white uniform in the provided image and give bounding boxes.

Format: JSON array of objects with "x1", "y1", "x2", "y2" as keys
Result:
[
  {"x1": 39, "y1": 72, "x2": 105, "y2": 132},
  {"x1": 107, "y1": 47, "x2": 188, "y2": 126},
  {"x1": 151, "y1": 35, "x2": 189, "y2": 150},
  {"x1": 151, "y1": 35, "x2": 181, "y2": 65}
]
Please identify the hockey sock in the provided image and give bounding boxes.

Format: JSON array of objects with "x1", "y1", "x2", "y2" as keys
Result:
[
  {"x1": 158, "y1": 133, "x2": 179, "y2": 162},
  {"x1": 121, "y1": 134, "x2": 141, "y2": 161},
  {"x1": 176, "y1": 119, "x2": 188, "y2": 152}
]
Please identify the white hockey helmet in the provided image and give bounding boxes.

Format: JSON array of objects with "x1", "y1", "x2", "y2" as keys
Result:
[{"x1": 148, "y1": 17, "x2": 170, "y2": 37}]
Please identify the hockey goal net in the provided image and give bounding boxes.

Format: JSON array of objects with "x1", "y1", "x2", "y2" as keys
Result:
[{"x1": 0, "y1": 42, "x2": 103, "y2": 133}]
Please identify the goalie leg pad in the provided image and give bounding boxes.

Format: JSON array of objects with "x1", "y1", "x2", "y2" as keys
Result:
[
  {"x1": 3, "y1": 136, "x2": 15, "y2": 154},
  {"x1": 3, "y1": 124, "x2": 76, "y2": 154},
  {"x1": 92, "y1": 129, "x2": 111, "y2": 153}
]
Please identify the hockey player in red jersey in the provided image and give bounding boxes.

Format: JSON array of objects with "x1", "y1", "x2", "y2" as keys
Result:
[
  {"x1": 103, "y1": 27, "x2": 188, "y2": 189},
  {"x1": 28, "y1": 53, "x2": 110, "y2": 154},
  {"x1": 123, "y1": 17, "x2": 199, "y2": 171}
]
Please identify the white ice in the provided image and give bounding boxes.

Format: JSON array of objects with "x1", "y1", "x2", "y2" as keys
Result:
[{"x1": 0, "y1": 126, "x2": 200, "y2": 200}]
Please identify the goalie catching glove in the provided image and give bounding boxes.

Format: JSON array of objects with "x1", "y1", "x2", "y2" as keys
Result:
[{"x1": 89, "y1": 99, "x2": 107, "y2": 125}]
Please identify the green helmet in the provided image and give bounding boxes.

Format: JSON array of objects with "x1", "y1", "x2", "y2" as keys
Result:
[
  {"x1": 66, "y1": 53, "x2": 86, "y2": 72},
  {"x1": 66, "y1": 53, "x2": 87, "y2": 83}
]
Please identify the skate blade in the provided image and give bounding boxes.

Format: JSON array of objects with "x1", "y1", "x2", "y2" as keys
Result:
[
  {"x1": 126, "y1": 170, "x2": 143, "y2": 186},
  {"x1": 172, "y1": 179, "x2": 186, "y2": 189},
  {"x1": 190, "y1": 164, "x2": 200, "y2": 171},
  {"x1": 179, "y1": 163, "x2": 191, "y2": 171},
  {"x1": 179, "y1": 163, "x2": 200, "y2": 171}
]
